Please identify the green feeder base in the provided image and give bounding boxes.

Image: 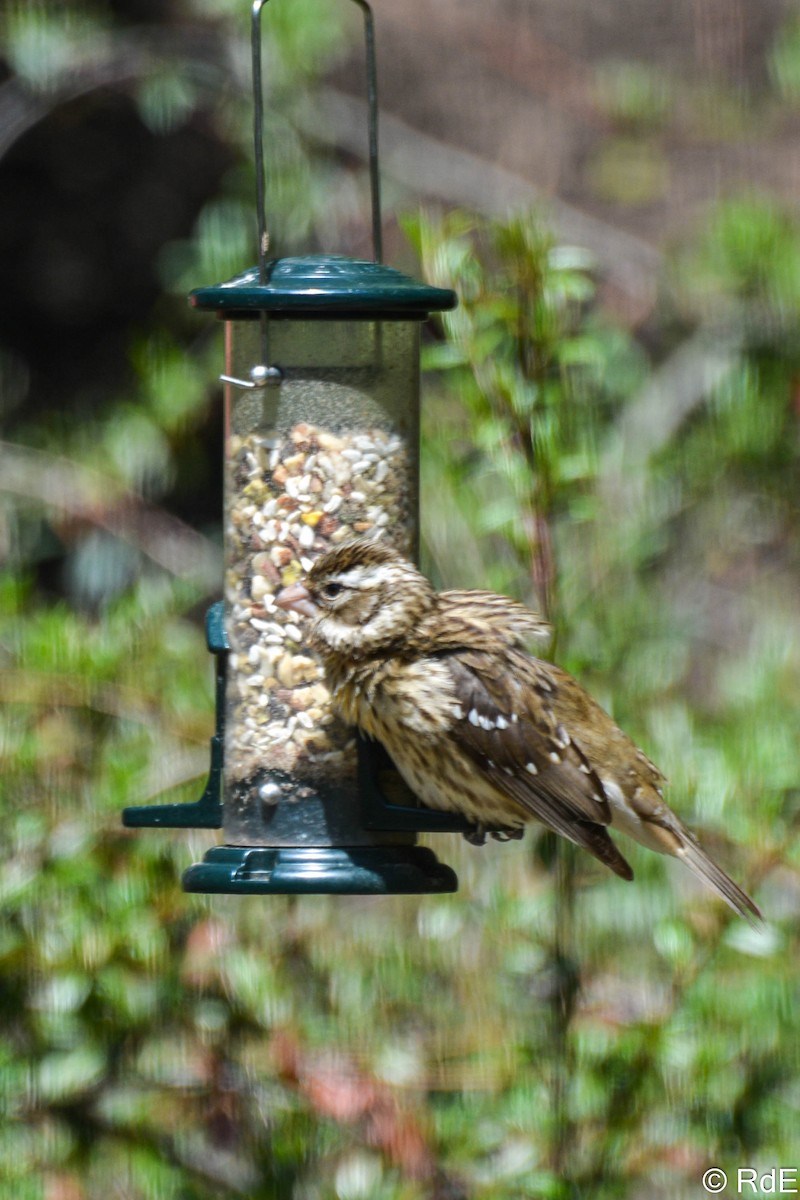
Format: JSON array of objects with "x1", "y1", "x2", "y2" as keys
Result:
[{"x1": 182, "y1": 845, "x2": 458, "y2": 896}]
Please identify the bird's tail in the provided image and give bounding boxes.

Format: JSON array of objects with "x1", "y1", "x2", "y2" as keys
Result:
[
  {"x1": 574, "y1": 821, "x2": 635, "y2": 882},
  {"x1": 676, "y1": 839, "x2": 762, "y2": 927}
]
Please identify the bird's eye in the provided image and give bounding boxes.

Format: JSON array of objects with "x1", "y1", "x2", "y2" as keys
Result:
[{"x1": 320, "y1": 581, "x2": 343, "y2": 600}]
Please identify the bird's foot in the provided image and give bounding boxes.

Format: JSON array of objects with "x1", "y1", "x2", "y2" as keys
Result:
[
  {"x1": 463, "y1": 825, "x2": 525, "y2": 845},
  {"x1": 491, "y1": 827, "x2": 525, "y2": 842},
  {"x1": 462, "y1": 825, "x2": 488, "y2": 846}
]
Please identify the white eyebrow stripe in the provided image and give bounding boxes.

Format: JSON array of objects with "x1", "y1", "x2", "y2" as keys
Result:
[{"x1": 331, "y1": 562, "x2": 399, "y2": 591}]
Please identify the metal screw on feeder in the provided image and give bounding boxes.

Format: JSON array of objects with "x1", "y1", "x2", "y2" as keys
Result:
[{"x1": 123, "y1": 0, "x2": 469, "y2": 894}]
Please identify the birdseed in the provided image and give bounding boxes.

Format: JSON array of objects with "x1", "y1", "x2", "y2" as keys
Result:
[{"x1": 225, "y1": 419, "x2": 413, "y2": 792}]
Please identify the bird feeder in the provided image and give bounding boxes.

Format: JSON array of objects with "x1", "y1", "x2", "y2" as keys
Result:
[{"x1": 123, "y1": 0, "x2": 468, "y2": 893}]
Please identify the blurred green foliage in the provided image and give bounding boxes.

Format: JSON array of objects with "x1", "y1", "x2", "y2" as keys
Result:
[{"x1": 2, "y1": 2, "x2": 800, "y2": 1199}]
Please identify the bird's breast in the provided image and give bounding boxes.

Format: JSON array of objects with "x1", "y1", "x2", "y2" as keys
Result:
[
  {"x1": 330, "y1": 656, "x2": 457, "y2": 739},
  {"x1": 330, "y1": 658, "x2": 529, "y2": 829}
]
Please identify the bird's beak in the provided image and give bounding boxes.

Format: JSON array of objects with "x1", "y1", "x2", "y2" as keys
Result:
[{"x1": 275, "y1": 581, "x2": 318, "y2": 620}]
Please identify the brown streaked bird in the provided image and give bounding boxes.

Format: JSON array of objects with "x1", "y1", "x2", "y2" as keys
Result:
[{"x1": 277, "y1": 540, "x2": 761, "y2": 924}]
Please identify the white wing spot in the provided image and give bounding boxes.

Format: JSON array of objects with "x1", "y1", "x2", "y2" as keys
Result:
[
  {"x1": 578, "y1": 762, "x2": 592, "y2": 775},
  {"x1": 478, "y1": 715, "x2": 493, "y2": 731},
  {"x1": 525, "y1": 762, "x2": 539, "y2": 776},
  {"x1": 555, "y1": 725, "x2": 571, "y2": 748},
  {"x1": 548, "y1": 751, "x2": 561, "y2": 764},
  {"x1": 452, "y1": 703, "x2": 464, "y2": 720},
  {"x1": 601, "y1": 778, "x2": 626, "y2": 806},
  {"x1": 496, "y1": 715, "x2": 509, "y2": 730},
  {"x1": 468, "y1": 708, "x2": 480, "y2": 727},
  {"x1": 511, "y1": 713, "x2": 519, "y2": 724}
]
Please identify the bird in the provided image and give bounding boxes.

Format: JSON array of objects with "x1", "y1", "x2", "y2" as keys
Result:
[{"x1": 276, "y1": 539, "x2": 761, "y2": 924}]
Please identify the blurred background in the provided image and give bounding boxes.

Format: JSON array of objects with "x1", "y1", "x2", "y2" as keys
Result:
[{"x1": 1, "y1": 1, "x2": 799, "y2": 1197}]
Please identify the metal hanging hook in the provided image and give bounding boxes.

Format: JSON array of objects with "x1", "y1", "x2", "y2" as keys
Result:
[
  {"x1": 223, "y1": 0, "x2": 384, "y2": 393},
  {"x1": 350, "y1": 0, "x2": 384, "y2": 264},
  {"x1": 251, "y1": 0, "x2": 383, "y2": 268},
  {"x1": 251, "y1": 0, "x2": 269, "y2": 288}
]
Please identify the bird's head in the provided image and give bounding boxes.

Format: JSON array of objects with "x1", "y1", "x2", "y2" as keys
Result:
[{"x1": 276, "y1": 539, "x2": 434, "y2": 659}]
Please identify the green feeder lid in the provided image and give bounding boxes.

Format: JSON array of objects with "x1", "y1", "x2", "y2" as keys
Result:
[{"x1": 189, "y1": 254, "x2": 457, "y2": 316}]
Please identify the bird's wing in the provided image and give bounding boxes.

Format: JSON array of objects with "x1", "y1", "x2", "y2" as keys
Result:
[
  {"x1": 543, "y1": 659, "x2": 668, "y2": 793},
  {"x1": 434, "y1": 592, "x2": 552, "y2": 650},
  {"x1": 441, "y1": 648, "x2": 634, "y2": 881}
]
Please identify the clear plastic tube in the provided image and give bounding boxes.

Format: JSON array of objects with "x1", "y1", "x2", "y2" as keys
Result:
[{"x1": 223, "y1": 316, "x2": 419, "y2": 845}]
